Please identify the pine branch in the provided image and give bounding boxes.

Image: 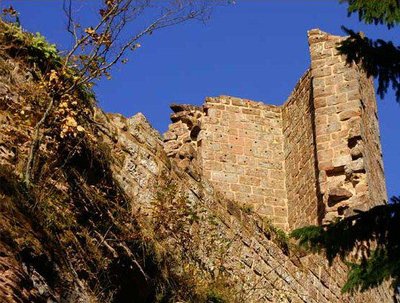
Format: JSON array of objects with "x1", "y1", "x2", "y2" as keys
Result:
[
  {"x1": 338, "y1": 27, "x2": 400, "y2": 101},
  {"x1": 291, "y1": 197, "x2": 400, "y2": 293},
  {"x1": 340, "y1": 0, "x2": 400, "y2": 28}
]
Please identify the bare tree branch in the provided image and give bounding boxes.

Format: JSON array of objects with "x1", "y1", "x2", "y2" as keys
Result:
[{"x1": 24, "y1": 0, "x2": 228, "y2": 184}]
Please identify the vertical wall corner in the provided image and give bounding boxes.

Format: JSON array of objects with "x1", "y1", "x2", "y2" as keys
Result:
[
  {"x1": 308, "y1": 29, "x2": 387, "y2": 223},
  {"x1": 283, "y1": 70, "x2": 320, "y2": 230}
]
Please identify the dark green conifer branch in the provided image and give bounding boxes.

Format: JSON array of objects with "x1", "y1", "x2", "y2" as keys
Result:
[
  {"x1": 340, "y1": 0, "x2": 400, "y2": 28},
  {"x1": 338, "y1": 27, "x2": 400, "y2": 102},
  {"x1": 291, "y1": 197, "x2": 400, "y2": 293}
]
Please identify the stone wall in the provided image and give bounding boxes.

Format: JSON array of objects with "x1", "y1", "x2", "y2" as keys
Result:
[
  {"x1": 200, "y1": 96, "x2": 288, "y2": 230},
  {"x1": 282, "y1": 70, "x2": 320, "y2": 229},
  {"x1": 163, "y1": 29, "x2": 388, "y2": 229},
  {"x1": 0, "y1": 100, "x2": 394, "y2": 302},
  {"x1": 358, "y1": 66, "x2": 387, "y2": 207},
  {"x1": 308, "y1": 29, "x2": 386, "y2": 222},
  {"x1": 163, "y1": 104, "x2": 203, "y2": 181},
  {"x1": 115, "y1": 112, "x2": 393, "y2": 303},
  {"x1": 109, "y1": 112, "x2": 393, "y2": 303}
]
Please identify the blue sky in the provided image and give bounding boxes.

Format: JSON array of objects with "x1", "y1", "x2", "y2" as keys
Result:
[{"x1": 4, "y1": 0, "x2": 399, "y2": 198}]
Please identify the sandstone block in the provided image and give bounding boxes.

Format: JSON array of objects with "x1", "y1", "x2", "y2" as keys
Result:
[
  {"x1": 231, "y1": 97, "x2": 248, "y2": 107},
  {"x1": 178, "y1": 144, "x2": 196, "y2": 159},
  {"x1": 355, "y1": 182, "x2": 369, "y2": 195},
  {"x1": 314, "y1": 85, "x2": 335, "y2": 98},
  {"x1": 242, "y1": 108, "x2": 261, "y2": 115},
  {"x1": 325, "y1": 122, "x2": 341, "y2": 134},
  {"x1": 337, "y1": 79, "x2": 359, "y2": 92},
  {"x1": 333, "y1": 62, "x2": 348, "y2": 74},
  {"x1": 239, "y1": 175, "x2": 261, "y2": 186},
  {"x1": 164, "y1": 140, "x2": 180, "y2": 153},
  {"x1": 346, "y1": 89, "x2": 362, "y2": 101},
  {"x1": 211, "y1": 171, "x2": 238, "y2": 183},
  {"x1": 328, "y1": 187, "x2": 353, "y2": 202},
  {"x1": 315, "y1": 105, "x2": 336, "y2": 116},
  {"x1": 274, "y1": 206, "x2": 288, "y2": 217},
  {"x1": 311, "y1": 50, "x2": 334, "y2": 61},
  {"x1": 313, "y1": 66, "x2": 332, "y2": 78},
  {"x1": 327, "y1": 93, "x2": 347, "y2": 106},
  {"x1": 176, "y1": 158, "x2": 191, "y2": 171},
  {"x1": 347, "y1": 117, "x2": 362, "y2": 139},
  {"x1": 163, "y1": 131, "x2": 177, "y2": 141},
  {"x1": 350, "y1": 142, "x2": 363, "y2": 158},
  {"x1": 332, "y1": 154, "x2": 352, "y2": 168},
  {"x1": 345, "y1": 158, "x2": 365, "y2": 173},
  {"x1": 231, "y1": 183, "x2": 251, "y2": 193},
  {"x1": 170, "y1": 103, "x2": 199, "y2": 113}
]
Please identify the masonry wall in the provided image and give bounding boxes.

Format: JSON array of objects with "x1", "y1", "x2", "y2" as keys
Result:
[
  {"x1": 308, "y1": 29, "x2": 386, "y2": 222},
  {"x1": 201, "y1": 96, "x2": 288, "y2": 230},
  {"x1": 163, "y1": 29, "x2": 388, "y2": 230},
  {"x1": 157, "y1": 28, "x2": 391, "y2": 300},
  {"x1": 358, "y1": 69, "x2": 388, "y2": 207},
  {"x1": 282, "y1": 70, "x2": 321, "y2": 229},
  {"x1": 163, "y1": 104, "x2": 203, "y2": 181},
  {"x1": 114, "y1": 112, "x2": 393, "y2": 303}
]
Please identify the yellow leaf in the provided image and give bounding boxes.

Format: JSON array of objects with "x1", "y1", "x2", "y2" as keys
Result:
[
  {"x1": 65, "y1": 116, "x2": 77, "y2": 127},
  {"x1": 85, "y1": 27, "x2": 95, "y2": 35},
  {"x1": 49, "y1": 70, "x2": 59, "y2": 82}
]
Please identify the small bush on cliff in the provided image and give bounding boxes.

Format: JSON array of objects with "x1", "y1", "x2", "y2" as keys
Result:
[
  {"x1": 0, "y1": 21, "x2": 61, "y2": 71},
  {"x1": 260, "y1": 218, "x2": 290, "y2": 255},
  {"x1": 240, "y1": 203, "x2": 254, "y2": 214}
]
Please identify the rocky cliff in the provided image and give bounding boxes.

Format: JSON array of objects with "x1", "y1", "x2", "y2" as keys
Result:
[{"x1": 0, "y1": 22, "x2": 394, "y2": 302}]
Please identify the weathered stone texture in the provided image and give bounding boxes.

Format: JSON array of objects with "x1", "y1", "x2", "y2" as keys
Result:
[
  {"x1": 107, "y1": 112, "x2": 392, "y2": 303},
  {"x1": 201, "y1": 96, "x2": 288, "y2": 230},
  {"x1": 308, "y1": 29, "x2": 387, "y2": 222},
  {"x1": 164, "y1": 29, "x2": 388, "y2": 228},
  {"x1": 163, "y1": 103, "x2": 203, "y2": 180},
  {"x1": 282, "y1": 71, "x2": 320, "y2": 229},
  {"x1": 358, "y1": 66, "x2": 387, "y2": 208}
]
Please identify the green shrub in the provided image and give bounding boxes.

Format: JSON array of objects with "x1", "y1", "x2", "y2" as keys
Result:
[{"x1": 1, "y1": 21, "x2": 61, "y2": 70}]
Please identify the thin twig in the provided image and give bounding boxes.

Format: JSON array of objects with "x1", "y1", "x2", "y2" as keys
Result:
[{"x1": 24, "y1": 97, "x2": 54, "y2": 186}]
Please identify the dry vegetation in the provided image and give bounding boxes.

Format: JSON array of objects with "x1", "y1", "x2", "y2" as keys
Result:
[
  {"x1": 0, "y1": 11, "x2": 306, "y2": 301},
  {"x1": 0, "y1": 18, "x2": 241, "y2": 302}
]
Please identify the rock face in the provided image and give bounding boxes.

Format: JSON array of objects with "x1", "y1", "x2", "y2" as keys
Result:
[
  {"x1": 163, "y1": 29, "x2": 387, "y2": 230},
  {"x1": 0, "y1": 28, "x2": 393, "y2": 302}
]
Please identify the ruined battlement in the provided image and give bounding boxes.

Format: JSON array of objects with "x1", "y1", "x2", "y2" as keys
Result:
[{"x1": 163, "y1": 29, "x2": 387, "y2": 231}]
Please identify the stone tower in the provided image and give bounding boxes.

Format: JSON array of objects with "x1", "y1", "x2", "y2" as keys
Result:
[{"x1": 163, "y1": 29, "x2": 387, "y2": 231}]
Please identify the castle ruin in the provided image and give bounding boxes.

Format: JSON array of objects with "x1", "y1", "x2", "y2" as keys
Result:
[
  {"x1": 0, "y1": 26, "x2": 393, "y2": 302},
  {"x1": 163, "y1": 29, "x2": 387, "y2": 231}
]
